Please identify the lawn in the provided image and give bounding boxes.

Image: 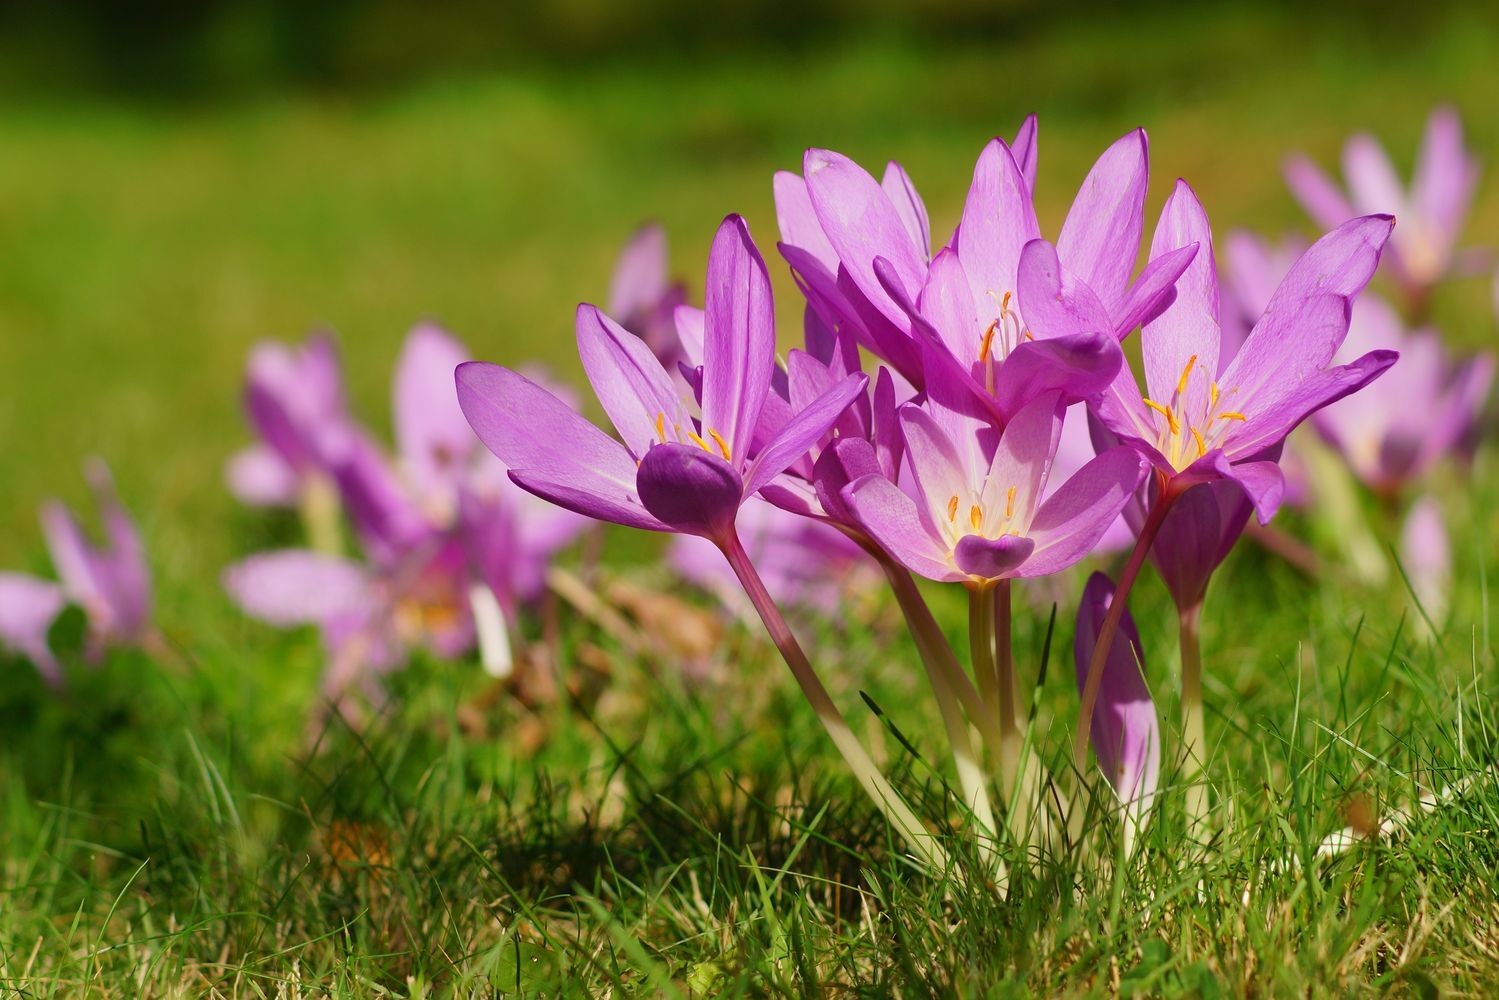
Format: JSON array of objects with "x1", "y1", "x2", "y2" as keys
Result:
[{"x1": 2, "y1": 5, "x2": 1499, "y2": 994}]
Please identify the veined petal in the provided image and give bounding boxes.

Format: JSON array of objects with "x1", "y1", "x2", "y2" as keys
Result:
[
  {"x1": 1016, "y1": 238, "x2": 1113, "y2": 340},
  {"x1": 956, "y1": 138, "x2": 1038, "y2": 328},
  {"x1": 456, "y1": 361, "x2": 643, "y2": 502},
  {"x1": 1343, "y1": 133, "x2": 1405, "y2": 217},
  {"x1": 509, "y1": 469, "x2": 668, "y2": 532},
  {"x1": 842, "y1": 473, "x2": 961, "y2": 582},
  {"x1": 990, "y1": 332, "x2": 1123, "y2": 422},
  {"x1": 773, "y1": 171, "x2": 838, "y2": 272},
  {"x1": 917, "y1": 247, "x2": 980, "y2": 366},
  {"x1": 702, "y1": 215, "x2": 777, "y2": 461},
  {"x1": 1150, "y1": 480, "x2": 1252, "y2": 610},
  {"x1": 1142, "y1": 181, "x2": 1220, "y2": 414},
  {"x1": 804, "y1": 147, "x2": 927, "y2": 329},
  {"x1": 953, "y1": 534, "x2": 1034, "y2": 580},
  {"x1": 1228, "y1": 349, "x2": 1399, "y2": 460},
  {"x1": 881, "y1": 161, "x2": 932, "y2": 261},
  {"x1": 1112, "y1": 242, "x2": 1197, "y2": 340},
  {"x1": 1058, "y1": 128, "x2": 1149, "y2": 309},
  {"x1": 1011, "y1": 114, "x2": 1039, "y2": 192},
  {"x1": 984, "y1": 389, "x2": 1064, "y2": 531},
  {"x1": 673, "y1": 304, "x2": 706, "y2": 370},
  {"x1": 1021, "y1": 446, "x2": 1144, "y2": 576},
  {"x1": 1412, "y1": 107, "x2": 1478, "y2": 251},
  {"x1": 745, "y1": 372, "x2": 868, "y2": 497},
  {"x1": 576, "y1": 303, "x2": 682, "y2": 459}
]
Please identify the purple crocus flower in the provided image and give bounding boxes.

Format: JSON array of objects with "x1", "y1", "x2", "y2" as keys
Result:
[
  {"x1": 840, "y1": 390, "x2": 1144, "y2": 585},
  {"x1": 0, "y1": 460, "x2": 151, "y2": 681},
  {"x1": 1400, "y1": 495, "x2": 1451, "y2": 630},
  {"x1": 1314, "y1": 295, "x2": 1494, "y2": 496},
  {"x1": 225, "y1": 333, "x2": 350, "y2": 508},
  {"x1": 609, "y1": 224, "x2": 690, "y2": 370},
  {"x1": 1074, "y1": 572, "x2": 1160, "y2": 844},
  {"x1": 776, "y1": 121, "x2": 1194, "y2": 418},
  {"x1": 455, "y1": 214, "x2": 867, "y2": 546},
  {"x1": 1093, "y1": 180, "x2": 1397, "y2": 523},
  {"x1": 1285, "y1": 107, "x2": 1483, "y2": 307}
]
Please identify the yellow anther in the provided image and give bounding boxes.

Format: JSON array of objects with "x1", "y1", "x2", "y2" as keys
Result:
[
  {"x1": 1209, "y1": 381, "x2": 1221, "y2": 409},
  {"x1": 1000, "y1": 290, "x2": 1012, "y2": 314},
  {"x1": 1022, "y1": 329, "x2": 1034, "y2": 341},
  {"x1": 655, "y1": 412, "x2": 667, "y2": 442},
  {"x1": 1216, "y1": 411, "x2": 1247, "y2": 422},
  {"x1": 978, "y1": 321, "x2": 998, "y2": 363},
  {"x1": 969, "y1": 505, "x2": 983, "y2": 530},
  {"x1": 707, "y1": 428, "x2": 732, "y2": 461},
  {"x1": 1142, "y1": 398, "x2": 1180, "y2": 435},
  {"x1": 1191, "y1": 426, "x2": 1207, "y2": 457},
  {"x1": 1005, "y1": 486, "x2": 1017, "y2": 520},
  {"x1": 686, "y1": 431, "x2": 713, "y2": 454},
  {"x1": 1176, "y1": 354, "x2": 1198, "y2": 396},
  {"x1": 947, "y1": 495, "x2": 960, "y2": 522}
]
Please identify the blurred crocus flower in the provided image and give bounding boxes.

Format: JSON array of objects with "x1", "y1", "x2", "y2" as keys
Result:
[
  {"x1": 1285, "y1": 107, "x2": 1482, "y2": 307},
  {"x1": 1074, "y1": 572, "x2": 1160, "y2": 847},
  {"x1": 609, "y1": 224, "x2": 689, "y2": 370},
  {"x1": 456, "y1": 214, "x2": 866, "y2": 545},
  {"x1": 1094, "y1": 181, "x2": 1397, "y2": 522},
  {"x1": 840, "y1": 390, "x2": 1143, "y2": 585},
  {"x1": 1314, "y1": 295, "x2": 1494, "y2": 495},
  {"x1": 225, "y1": 333, "x2": 349, "y2": 509},
  {"x1": 0, "y1": 460, "x2": 151, "y2": 681},
  {"x1": 1400, "y1": 495, "x2": 1451, "y2": 631},
  {"x1": 669, "y1": 497, "x2": 874, "y2": 622}
]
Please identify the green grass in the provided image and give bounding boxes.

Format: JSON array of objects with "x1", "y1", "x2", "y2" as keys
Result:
[{"x1": 4, "y1": 5, "x2": 1499, "y2": 995}]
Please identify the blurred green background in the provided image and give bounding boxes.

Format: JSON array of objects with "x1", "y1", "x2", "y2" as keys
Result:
[{"x1": 1, "y1": 0, "x2": 1497, "y2": 623}]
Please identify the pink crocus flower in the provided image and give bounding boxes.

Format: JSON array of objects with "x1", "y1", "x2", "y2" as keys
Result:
[
  {"x1": 1314, "y1": 295, "x2": 1494, "y2": 496},
  {"x1": 1074, "y1": 572, "x2": 1160, "y2": 848},
  {"x1": 0, "y1": 460, "x2": 151, "y2": 682},
  {"x1": 840, "y1": 390, "x2": 1144, "y2": 586},
  {"x1": 1285, "y1": 107, "x2": 1483, "y2": 308}
]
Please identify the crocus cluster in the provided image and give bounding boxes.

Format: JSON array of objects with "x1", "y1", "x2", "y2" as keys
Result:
[
  {"x1": 223, "y1": 325, "x2": 587, "y2": 708},
  {"x1": 0, "y1": 460, "x2": 153, "y2": 681},
  {"x1": 455, "y1": 116, "x2": 1399, "y2": 869}
]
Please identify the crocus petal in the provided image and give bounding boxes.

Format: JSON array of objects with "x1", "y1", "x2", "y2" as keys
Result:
[
  {"x1": 1284, "y1": 154, "x2": 1355, "y2": 231},
  {"x1": 1074, "y1": 572, "x2": 1160, "y2": 819},
  {"x1": 956, "y1": 138, "x2": 1039, "y2": 327},
  {"x1": 1220, "y1": 459, "x2": 1286, "y2": 525},
  {"x1": 608, "y1": 223, "x2": 670, "y2": 321},
  {"x1": 0, "y1": 572, "x2": 65, "y2": 681},
  {"x1": 85, "y1": 459, "x2": 151, "y2": 639},
  {"x1": 1342, "y1": 133, "x2": 1405, "y2": 217},
  {"x1": 804, "y1": 148, "x2": 927, "y2": 328},
  {"x1": 1412, "y1": 107, "x2": 1477, "y2": 252},
  {"x1": 673, "y1": 304, "x2": 706, "y2": 370},
  {"x1": 701, "y1": 215, "x2": 777, "y2": 461},
  {"x1": 773, "y1": 171, "x2": 839, "y2": 273},
  {"x1": 989, "y1": 333, "x2": 1123, "y2": 422},
  {"x1": 812, "y1": 436, "x2": 883, "y2": 525},
  {"x1": 1230, "y1": 349, "x2": 1399, "y2": 462},
  {"x1": 1401, "y1": 495, "x2": 1450, "y2": 627},
  {"x1": 898, "y1": 402, "x2": 979, "y2": 523},
  {"x1": 456, "y1": 361, "x2": 644, "y2": 508},
  {"x1": 226, "y1": 444, "x2": 298, "y2": 507},
  {"x1": 1224, "y1": 216, "x2": 1393, "y2": 397},
  {"x1": 320, "y1": 427, "x2": 429, "y2": 560},
  {"x1": 1112, "y1": 243, "x2": 1197, "y2": 340},
  {"x1": 576, "y1": 303, "x2": 683, "y2": 459},
  {"x1": 746, "y1": 373, "x2": 868, "y2": 497},
  {"x1": 953, "y1": 534, "x2": 1035, "y2": 580},
  {"x1": 1016, "y1": 238, "x2": 1113, "y2": 340},
  {"x1": 1142, "y1": 180, "x2": 1220, "y2": 411},
  {"x1": 881, "y1": 161, "x2": 931, "y2": 261},
  {"x1": 1021, "y1": 447, "x2": 1144, "y2": 576},
  {"x1": 841, "y1": 473, "x2": 961, "y2": 582},
  {"x1": 223, "y1": 550, "x2": 372, "y2": 627},
  {"x1": 244, "y1": 334, "x2": 347, "y2": 472},
  {"x1": 985, "y1": 390, "x2": 1064, "y2": 530},
  {"x1": 916, "y1": 247, "x2": 980, "y2": 365},
  {"x1": 1058, "y1": 128, "x2": 1149, "y2": 309},
  {"x1": 393, "y1": 324, "x2": 475, "y2": 493},
  {"x1": 1011, "y1": 113, "x2": 1039, "y2": 192},
  {"x1": 636, "y1": 443, "x2": 744, "y2": 540},
  {"x1": 39, "y1": 501, "x2": 106, "y2": 620},
  {"x1": 509, "y1": 469, "x2": 667, "y2": 532}
]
